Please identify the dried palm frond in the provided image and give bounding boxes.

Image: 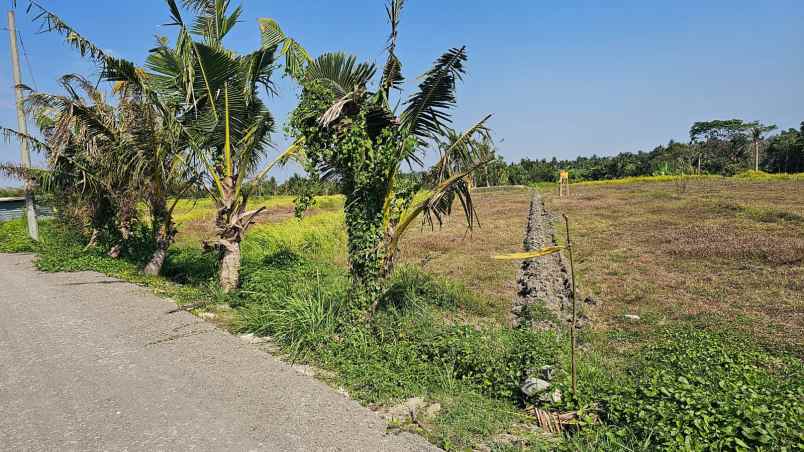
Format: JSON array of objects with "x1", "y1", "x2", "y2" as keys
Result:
[{"x1": 494, "y1": 246, "x2": 563, "y2": 260}]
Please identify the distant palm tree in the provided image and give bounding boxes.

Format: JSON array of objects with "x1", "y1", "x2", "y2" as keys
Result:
[{"x1": 749, "y1": 122, "x2": 777, "y2": 172}]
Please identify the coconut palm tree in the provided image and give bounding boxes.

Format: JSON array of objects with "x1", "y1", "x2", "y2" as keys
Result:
[
  {"x1": 24, "y1": 0, "x2": 306, "y2": 287},
  {"x1": 141, "y1": 0, "x2": 307, "y2": 290},
  {"x1": 748, "y1": 122, "x2": 777, "y2": 172},
  {"x1": 288, "y1": 0, "x2": 493, "y2": 310},
  {"x1": 2, "y1": 75, "x2": 142, "y2": 252}
]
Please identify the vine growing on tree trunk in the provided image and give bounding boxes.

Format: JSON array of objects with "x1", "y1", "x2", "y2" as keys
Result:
[{"x1": 289, "y1": 0, "x2": 493, "y2": 312}]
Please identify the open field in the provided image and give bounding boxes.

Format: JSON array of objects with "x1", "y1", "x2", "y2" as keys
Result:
[
  {"x1": 171, "y1": 190, "x2": 532, "y2": 325},
  {"x1": 3, "y1": 177, "x2": 802, "y2": 450},
  {"x1": 544, "y1": 176, "x2": 804, "y2": 353},
  {"x1": 171, "y1": 195, "x2": 345, "y2": 247},
  {"x1": 396, "y1": 188, "x2": 531, "y2": 324}
]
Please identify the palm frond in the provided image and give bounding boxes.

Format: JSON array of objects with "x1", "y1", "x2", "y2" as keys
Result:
[
  {"x1": 0, "y1": 126, "x2": 51, "y2": 154},
  {"x1": 26, "y1": 1, "x2": 109, "y2": 61},
  {"x1": 432, "y1": 114, "x2": 492, "y2": 182},
  {"x1": 258, "y1": 18, "x2": 311, "y2": 79},
  {"x1": 305, "y1": 53, "x2": 376, "y2": 98},
  {"x1": 246, "y1": 140, "x2": 302, "y2": 195},
  {"x1": 386, "y1": 157, "x2": 490, "y2": 260},
  {"x1": 400, "y1": 46, "x2": 467, "y2": 140},
  {"x1": 190, "y1": 0, "x2": 241, "y2": 44},
  {"x1": 380, "y1": 0, "x2": 405, "y2": 96},
  {"x1": 240, "y1": 47, "x2": 278, "y2": 102},
  {"x1": 0, "y1": 162, "x2": 55, "y2": 189}
]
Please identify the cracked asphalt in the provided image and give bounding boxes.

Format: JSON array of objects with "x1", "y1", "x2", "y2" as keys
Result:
[{"x1": 0, "y1": 253, "x2": 437, "y2": 451}]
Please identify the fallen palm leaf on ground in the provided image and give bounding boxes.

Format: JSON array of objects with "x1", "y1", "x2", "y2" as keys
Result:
[{"x1": 493, "y1": 246, "x2": 563, "y2": 260}]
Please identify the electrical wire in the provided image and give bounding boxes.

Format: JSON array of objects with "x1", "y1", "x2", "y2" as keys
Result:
[{"x1": 16, "y1": 30, "x2": 38, "y2": 90}]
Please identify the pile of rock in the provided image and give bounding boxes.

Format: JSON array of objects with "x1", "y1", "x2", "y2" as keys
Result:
[
  {"x1": 378, "y1": 397, "x2": 441, "y2": 424},
  {"x1": 512, "y1": 191, "x2": 573, "y2": 329},
  {"x1": 521, "y1": 365, "x2": 562, "y2": 404}
]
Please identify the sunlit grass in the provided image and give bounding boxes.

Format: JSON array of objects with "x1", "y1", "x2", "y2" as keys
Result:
[{"x1": 172, "y1": 195, "x2": 345, "y2": 224}]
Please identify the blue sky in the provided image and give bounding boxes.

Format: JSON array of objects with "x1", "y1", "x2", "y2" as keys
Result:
[{"x1": 1, "y1": 0, "x2": 802, "y2": 185}]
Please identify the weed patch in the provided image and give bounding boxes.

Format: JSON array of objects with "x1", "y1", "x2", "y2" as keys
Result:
[
  {"x1": 600, "y1": 327, "x2": 804, "y2": 450},
  {"x1": 0, "y1": 219, "x2": 36, "y2": 253}
]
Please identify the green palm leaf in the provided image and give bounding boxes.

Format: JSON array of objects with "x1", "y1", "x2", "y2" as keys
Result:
[
  {"x1": 380, "y1": 0, "x2": 405, "y2": 96},
  {"x1": 400, "y1": 47, "x2": 467, "y2": 140},
  {"x1": 305, "y1": 53, "x2": 376, "y2": 98}
]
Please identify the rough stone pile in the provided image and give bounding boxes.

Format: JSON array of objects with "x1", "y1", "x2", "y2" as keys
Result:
[{"x1": 512, "y1": 191, "x2": 573, "y2": 329}]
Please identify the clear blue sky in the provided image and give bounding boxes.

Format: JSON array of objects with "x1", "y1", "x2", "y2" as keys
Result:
[{"x1": 1, "y1": 0, "x2": 802, "y2": 185}]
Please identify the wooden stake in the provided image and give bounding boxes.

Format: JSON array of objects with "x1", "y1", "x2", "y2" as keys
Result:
[
  {"x1": 7, "y1": 10, "x2": 38, "y2": 241},
  {"x1": 563, "y1": 213, "x2": 577, "y2": 397}
]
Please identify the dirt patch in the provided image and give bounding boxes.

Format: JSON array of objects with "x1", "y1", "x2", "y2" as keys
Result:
[
  {"x1": 542, "y1": 178, "x2": 804, "y2": 352},
  {"x1": 398, "y1": 188, "x2": 532, "y2": 324}
]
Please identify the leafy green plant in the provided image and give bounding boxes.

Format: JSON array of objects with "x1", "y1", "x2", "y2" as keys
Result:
[
  {"x1": 602, "y1": 327, "x2": 804, "y2": 450},
  {"x1": 288, "y1": 0, "x2": 493, "y2": 310},
  {"x1": 0, "y1": 218, "x2": 35, "y2": 253}
]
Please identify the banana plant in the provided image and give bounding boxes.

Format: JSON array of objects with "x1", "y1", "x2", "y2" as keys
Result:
[{"x1": 288, "y1": 0, "x2": 493, "y2": 309}]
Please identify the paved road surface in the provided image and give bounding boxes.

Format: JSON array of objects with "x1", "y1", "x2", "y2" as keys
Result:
[{"x1": 0, "y1": 254, "x2": 437, "y2": 451}]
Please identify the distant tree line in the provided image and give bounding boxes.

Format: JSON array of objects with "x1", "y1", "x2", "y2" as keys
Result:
[
  {"x1": 260, "y1": 119, "x2": 804, "y2": 194},
  {"x1": 472, "y1": 119, "x2": 804, "y2": 186}
]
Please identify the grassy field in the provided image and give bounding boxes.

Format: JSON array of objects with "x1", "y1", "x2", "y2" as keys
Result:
[
  {"x1": 2, "y1": 176, "x2": 802, "y2": 450},
  {"x1": 397, "y1": 188, "x2": 531, "y2": 324},
  {"x1": 171, "y1": 195, "x2": 345, "y2": 247},
  {"x1": 543, "y1": 176, "x2": 803, "y2": 354},
  {"x1": 171, "y1": 190, "x2": 531, "y2": 325}
]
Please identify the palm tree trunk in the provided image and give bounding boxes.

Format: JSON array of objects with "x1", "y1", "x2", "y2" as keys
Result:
[
  {"x1": 211, "y1": 178, "x2": 243, "y2": 293},
  {"x1": 143, "y1": 223, "x2": 174, "y2": 276},
  {"x1": 143, "y1": 246, "x2": 168, "y2": 276},
  {"x1": 344, "y1": 191, "x2": 386, "y2": 310},
  {"x1": 143, "y1": 198, "x2": 176, "y2": 276},
  {"x1": 108, "y1": 222, "x2": 131, "y2": 258},
  {"x1": 755, "y1": 140, "x2": 760, "y2": 172},
  {"x1": 218, "y1": 239, "x2": 241, "y2": 291}
]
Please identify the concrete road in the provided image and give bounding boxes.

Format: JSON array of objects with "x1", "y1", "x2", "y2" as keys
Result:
[{"x1": 0, "y1": 254, "x2": 437, "y2": 451}]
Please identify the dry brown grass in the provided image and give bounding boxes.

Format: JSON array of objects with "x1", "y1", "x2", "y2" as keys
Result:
[
  {"x1": 398, "y1": 188, "x2": 532, "y2": 322},
  {"x1": 543, "y1": 178, "x2": 804, "y2": 352}
]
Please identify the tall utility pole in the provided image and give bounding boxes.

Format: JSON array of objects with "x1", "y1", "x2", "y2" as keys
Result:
[{"x1": 7, "y1": 10, "x2": 38, "y2": 240}]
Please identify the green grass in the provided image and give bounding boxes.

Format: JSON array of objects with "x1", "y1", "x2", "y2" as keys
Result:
[
  {"x1": 600, "y1": 326, "x2": 804, "y2": 450},
  {"x1": 0, "y1": 219, "x2": 36, "y2": 253},
  {"x1": 3, "y1": 181, "x2": 803, "y2": 451}
]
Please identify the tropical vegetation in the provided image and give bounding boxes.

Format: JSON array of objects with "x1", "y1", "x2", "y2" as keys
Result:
[
  {"x1": 0, "y1": 1, "x2": 802, "y2": 451},
  {"x1": 288, "y1": 0, "x2": 492, "y2": 309}
]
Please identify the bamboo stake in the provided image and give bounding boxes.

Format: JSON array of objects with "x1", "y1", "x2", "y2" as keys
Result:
[{"x1": 563, "y1": 213, "x2": 577, "y2": 397}]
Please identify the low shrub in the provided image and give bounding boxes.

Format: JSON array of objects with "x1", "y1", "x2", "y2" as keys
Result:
[
  {"x1": 602, "y1": 327, "x2": 804, "y2": 450},
  {"x1": 0, "y1": 219, "x2": 36, "y2": 253},
  {"x1": 233, "y1": 253, "x2": 562, "y2": 406},
  {"x1": 380, "y1": 265, "x2": 486, "y2": 312}
]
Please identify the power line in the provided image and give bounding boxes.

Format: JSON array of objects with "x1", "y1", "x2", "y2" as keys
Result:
[
  {"x1": 1, "y1": 26, "x2": 39, "y2": 90},
  {"x1": 16, "y1": 29, "x2": 37, "y2": 90}
]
